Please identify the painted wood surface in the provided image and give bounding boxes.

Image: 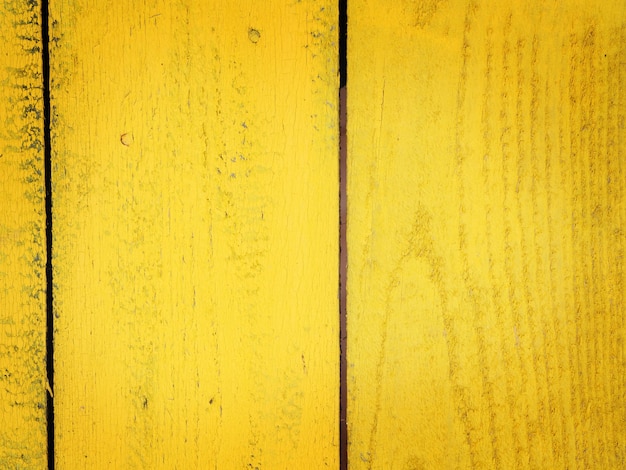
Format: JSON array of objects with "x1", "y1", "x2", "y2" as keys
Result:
[
  {"x1": 347, "y1": 0, "x2": 626, "y2": 468},
  {"x1": 0, "y1": 1, "x2": 47, "y2": 468},
  {"x1": 49, "y1": 1, "x2": 338, "y2": 468}
]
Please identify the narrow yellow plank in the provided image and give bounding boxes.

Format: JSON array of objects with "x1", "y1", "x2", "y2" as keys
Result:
[
  {"x1": 348, "y1": 1, "x2": 626, "y2": 468},
  {"x1": 50, "y1": 1, "x2": 338, "y2": 468},
  {"x1": 0, "y1": 1, "x2": 47, "y2": 468}
]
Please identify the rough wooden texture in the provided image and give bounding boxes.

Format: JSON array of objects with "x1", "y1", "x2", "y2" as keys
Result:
[
  {"x1": 49, "y1": 1, "x2": 338, "y2": 468},
  {"x1": 0, "y1": 1, "x2": 47, "y2": 468},
  {"x1": 347, "y1": 1, "x2": 626, "y2": 468}
]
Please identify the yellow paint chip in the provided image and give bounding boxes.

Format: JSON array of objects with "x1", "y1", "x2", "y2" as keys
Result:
[
  {"x1": 120, "y1": 132, "x2": 134, "y2": 146},
  {"x1": 248, "y1": 28, "x2": 261, "y2": 43}
]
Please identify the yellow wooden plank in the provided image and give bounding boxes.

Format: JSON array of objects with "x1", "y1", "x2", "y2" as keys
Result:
[
  {"x1": 347, "y1": 1, "x2": 626, "y2": 468},
  {"x1": 0, "y1": 1, "x2": 47, "y2": 468},
  {"x1": 50, "y1": 1, "x2": 338, "y2": 468}
]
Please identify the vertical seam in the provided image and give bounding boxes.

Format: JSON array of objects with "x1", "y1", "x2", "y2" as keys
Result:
[{"x1": 41, "y1": 0, "x2": 54, "y2": 467}]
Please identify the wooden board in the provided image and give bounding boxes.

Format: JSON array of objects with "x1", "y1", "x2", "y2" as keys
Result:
[
  {"x1": 347, "y1": 0, "x2": 626, "y2": 468},
  {"x1": 49, "y1": 1, "x2": 338, "y2": 467},
  {"x1": 0, "y1": 1, "x2": 47, "y2": 468}
]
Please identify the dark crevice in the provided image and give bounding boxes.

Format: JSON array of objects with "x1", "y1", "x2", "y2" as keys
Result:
[
  {"x1": 339, "y1": 0, "x2": 347, "y2": 468},
  {"x1": 339, "y1": 0, "x2": 347, "y2": 88},
  {"x1": 41, "y1": 0, "x2": 54, "y2": 468},
  {"x1": 339, "y1": 86, "x2": 348, "y2": 470}
]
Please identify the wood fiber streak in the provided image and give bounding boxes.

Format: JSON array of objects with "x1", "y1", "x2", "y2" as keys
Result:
[
  {"x1": 0, "y1": 1, "x2": 47, "y2": 468},
  {"x1": 347, "y1": 1, "x2": 626, "y2": 468},
  {"x1": 49, "y1": 1, "x2": 338, "y2": 468}
]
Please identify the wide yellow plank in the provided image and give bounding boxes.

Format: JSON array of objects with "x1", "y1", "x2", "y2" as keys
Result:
[
  {"x1": 348, "y1": 1, "x2": 626, "y2": 468},
  {"x1": 0, "y1": 1, "x2": 47, "y2": 468},
  {"x1": 50, "y1": 1, "x2": 338, "y2": 468}
]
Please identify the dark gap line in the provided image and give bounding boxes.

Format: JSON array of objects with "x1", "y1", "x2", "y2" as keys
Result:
[
  {"x1": 41, "y1": 0, "x2": 54, "y2": 467},
  {"x1": 339, "y1": 0, "x2": 347, "y2": 88},
  {"x1": 339, "y1": 0, "x2": 347, "y2": 468},
  {"x1": 339, "y1": 87, "x2": 347, "y2": 470}
]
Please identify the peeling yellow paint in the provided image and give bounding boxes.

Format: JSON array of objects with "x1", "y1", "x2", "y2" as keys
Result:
[{"x1": 0, "y1": 1, "x2": 47, "y2": 468}]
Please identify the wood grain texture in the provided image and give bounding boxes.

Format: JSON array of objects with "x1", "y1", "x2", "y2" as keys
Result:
[
  {"x1": 0, "y1": 1, "x2": 47, "y2": 468},
  {"x1": 49, "y1": 1, "x2": 338, "y2": 468},
  {"x1": 347, "y1": 1, "x2": 626, "y2": 468}
]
